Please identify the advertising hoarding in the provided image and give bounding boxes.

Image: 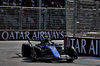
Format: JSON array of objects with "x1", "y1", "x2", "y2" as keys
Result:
[
  {"x1": 0, "y1": 31, "x2": 65, "y2": 40},
  {"x1": 64, "y1": 36, "x2": 100, "y2": 57}
]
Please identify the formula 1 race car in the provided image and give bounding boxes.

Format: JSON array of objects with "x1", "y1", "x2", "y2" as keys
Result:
[{"x1": 21, "y1": 40, "x2": 78, "y2": 62}]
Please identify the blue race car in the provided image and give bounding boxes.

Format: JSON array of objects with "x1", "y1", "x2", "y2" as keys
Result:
[{"x1": 21, "y1": 40, "x2": 78, "y2": 62}]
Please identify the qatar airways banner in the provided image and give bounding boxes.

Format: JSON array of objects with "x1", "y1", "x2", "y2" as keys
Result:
[
  {"x1": 0, "y1": 31, "x2": 65, "y2": 40},
  {"x1": 64, "y1": 36, "x2": 100, "y2": 57}
]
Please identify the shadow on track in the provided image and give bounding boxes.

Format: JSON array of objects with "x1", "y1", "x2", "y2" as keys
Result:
[
  {"x1": 12, "y1": 53, "x2": 22, "y2": 58},
  {"x1": 21, "y1": 58, "x2": 74, "y2": 63},
  {"x1": 12, "y1": 53, "x2": 74, "y2": 63}
]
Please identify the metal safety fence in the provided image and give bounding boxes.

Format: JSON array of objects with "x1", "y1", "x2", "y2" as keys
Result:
[
  {"x1": 0, "y1": 6, "x2": 20, "y2": 29},
  {"x1": 0, "y1": 6, "x2": 66, "y2": 31},
  {"x1": 66, "y1": 0, "x2": 100, "y2": 38}
]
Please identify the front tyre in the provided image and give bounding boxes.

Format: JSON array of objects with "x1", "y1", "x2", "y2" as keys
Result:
[{"x1": 22, "y1": 44, "x2": 31, "y2": 57}]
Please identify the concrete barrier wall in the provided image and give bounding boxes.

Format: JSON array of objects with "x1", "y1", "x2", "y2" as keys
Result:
[
  {"x1": 64, "y1": 36, "x2": 100, "y2": 57},
  {"x1": 0, "y1": 31, "x2": 65, "y2": 40}
]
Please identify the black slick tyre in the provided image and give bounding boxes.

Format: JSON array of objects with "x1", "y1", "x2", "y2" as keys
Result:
[
  {"x1": 65, "y1": 46, "x2": 78, "y2": 57},
  {"x1": 22, "y1": 44, "x2": 31, "y2": 57},
  {"x1": 65, "y1": 46, "x2": 78, "y2": 62}
]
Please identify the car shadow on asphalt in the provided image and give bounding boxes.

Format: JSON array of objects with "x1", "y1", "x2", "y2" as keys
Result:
[
  {"x1": 12, "y1": 53, "x2": 23, "y2": 58},
  {"x1": 12, "y1": 53, "x2": 74, "y2": 63},
  {"x1": 21, "y1": 58, "x2": 74, "y2": 63}
]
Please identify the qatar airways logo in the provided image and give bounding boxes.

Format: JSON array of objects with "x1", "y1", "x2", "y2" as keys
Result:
[
  {"x1": 66, "y1": 38, "x2": 100, "y2": 56},
  {"x1": 1, "y1": 31, "x2": 64, "y2": 40}
]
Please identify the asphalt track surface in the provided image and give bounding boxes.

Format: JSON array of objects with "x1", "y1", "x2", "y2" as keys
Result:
[{"x1": 0, "y1": 40, "x2": 100, "y2": 66}]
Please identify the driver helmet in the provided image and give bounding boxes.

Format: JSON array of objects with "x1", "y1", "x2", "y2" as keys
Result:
[
  {"x1": 44, "y1": 36, "x2": 48, "y2": 38},
  {"x1": 43, "y1": 36, "x2": 49, "y2": 42}
]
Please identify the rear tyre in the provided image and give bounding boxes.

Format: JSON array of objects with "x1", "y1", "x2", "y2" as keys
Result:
[
  {"x1": 65, "y1": 46, "x2": 78, "y2": 57},
  {"x1": 22, "y1": 44, "x2": 31, "y2": 57},
  {"x1": 65, "y1": 46, "x2": 78, "y2": 62}
]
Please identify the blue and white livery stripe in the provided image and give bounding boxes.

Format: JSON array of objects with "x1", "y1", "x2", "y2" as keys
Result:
[{"x1": 47, "y1": 46, "x2": 60, "y2": 58}]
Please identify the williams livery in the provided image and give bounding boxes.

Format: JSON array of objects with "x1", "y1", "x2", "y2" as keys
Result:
[{"x1": 21, "y1": 40, "x2": 78, "y2": 62}]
